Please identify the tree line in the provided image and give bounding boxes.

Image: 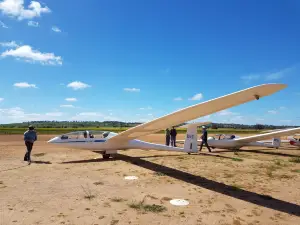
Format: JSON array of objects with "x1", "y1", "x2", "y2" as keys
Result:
[{"x1": 0, "y1": 120, "x2": 298, "y2": 130}]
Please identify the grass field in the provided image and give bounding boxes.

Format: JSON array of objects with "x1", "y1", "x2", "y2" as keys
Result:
[{"x1": 0, "y1": 127, "x2": 262, "y2": 135}]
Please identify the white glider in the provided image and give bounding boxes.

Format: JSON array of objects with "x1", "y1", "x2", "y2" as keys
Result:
[
  {"x1": 177, "y1": 125, "x2": 300, "y2": 150},
  {"x1": 288, "y1": 134, "x2": 300, "y2": 148},
  {"x1": 48, "y1": 83, "x2": 286, "y2": 159}
]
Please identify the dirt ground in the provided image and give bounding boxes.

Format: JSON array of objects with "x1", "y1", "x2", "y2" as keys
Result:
[{"x1": 1, "y1": 134, "x2": 300, "y2": 225}]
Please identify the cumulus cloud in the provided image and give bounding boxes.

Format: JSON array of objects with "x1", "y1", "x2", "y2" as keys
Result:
[
  {"x1": 188, "y1": 93, "x2": 203, "y2": 101},
  {"x1": 60, "y1": 104, "x2": 74, "y2": 108},
  {"x1": 0, "y1": 20, "x2": 8, "y2": 28},
  {"x1": 45, "y1": 112, "x2": 63, "y2": 117},
  {"x1": 265, "y1": 67, "x2": 294, "y2": 80},
  {"x1": 1, "y1": 45, "x2": 62, "y2": 65},
  {"x1": 0, "y1": 107, "x2": 66, "y2": 123},
  {"x1": 124, "y1": 88, "x2": 140, "y2": 92},
  {"x1": 67, "y1": 81, "x2": 91, "y2": 90},
  {"x1": 0, "y1": 41, "x2": 19, "y2": 47},
  {"x1": 174, "y1": 97, "x2": 183, "y2": 101},
  {"x1": 70, "y1": 112, "x2": 118, "y2": 121},
  {"x1": 51, "y1": 26, "x2": 61, "y2": 32},
  {"x1": 218, "y1": 110, "x2": 239, "y2": 116},
  {"x1": 65, "y1": 98, "x2": 77, "y2": 102},
  {"x1": 268, "y1": 110, "x2": 277, "y2": 114},
  {"x1": 240, "y1": 74, "x2": 260, "y2": 83},
  {"x1": 27, "y1": 20, "x2": 38, "y2": 27},
  {"x1": 0, "y1": 97, "x2": 4, "y2": 102},
  {"x1": 139, "y1": 106, "x2": 152, "y2": 110},
  {"x1": 0, "y1": 0, "x2": 51, "y2": 20},
  {"x1": 13, "y1": 82, "x2": 36, "y2": 88}
]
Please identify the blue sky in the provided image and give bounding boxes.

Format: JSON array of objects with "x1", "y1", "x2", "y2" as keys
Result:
[{"x1": 0, "y1": 0, "x2": 299, "y2": 125}]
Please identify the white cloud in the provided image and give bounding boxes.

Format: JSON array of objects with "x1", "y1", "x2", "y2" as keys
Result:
[
  {"x1": 174, "y1": 97, "x2": 183, "y2": 101},
  {"x1": 67, "y1": 81, "x2": 91, "y2": 90},
  {"x1": 279, "y1": 106, "x2": 286, "y2": 110},
  {"x1": 0, "y1": 41, "x2": 18, "y2": 47},
  {"x1": 268, "y1": 110, "x2": 277, "y2": 114},
  {"x1": 0, "y1": 97, "x2": 4, "y2": 102},
  {"x1": 139, "y1": 106, "x2": 152, "y2": 110},
  {"x1": 78, "y1": 112, "x2": 102, "y2": 116},
  {"x1": 51, "y1": 26, "x2": 61, "y2": 32},
  {"x1": 124, "y1": 88, "x2": 140, "y2": 92},
  {"x1": 280, "y1": 119, "x2": 292, "y2": 124},
  {"x1": 27, "y1": 20, "x2": 38, "y2": 27},
  {"x1": 0, "y1": 20, "x2": 8, "y2": 28},
  {"x1": 1, "y1": 45, "x2": 62, "y2": 65},
  {"x1": 188, "y1": 93, "x2": 203, "y2": 101},
  {"x1": 240, "y1": 74, "x2": 260, "y2": 83},
  {"x1": 13, "y1": 82, "x2": 36, "y2": 88},
  {"x1": 65, "y1": 98, "x2": 77, "y2": 102},
  {"x1": 218, "y1": 110, "x2": 239, "y2": 116},
  {"x1": 0, "y1": 107, "x2": 66, "y2": 123},
  {"x1": 265, "y1": 67, "x2": 294, "y2": 80},
  {"x1": 0, "y1": 0, "x2": 51, "y2": 20},
  {"x1": 60, "y1": 104, "x2": 74, "y2": 108},
  {"x1": 45, "y1": 112, "x2": 63, "y2": 117},
  {"x1": 70, "y1": 112, "x2": 118, "y2": 121}
]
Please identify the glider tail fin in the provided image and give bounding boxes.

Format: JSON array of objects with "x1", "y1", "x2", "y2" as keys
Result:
[
  {"x1": 272, "y1": 137, "x2": 281, "y2": 148},
  {"x1": 183, "y1": 124, "x2": 199, "y2": 153}
]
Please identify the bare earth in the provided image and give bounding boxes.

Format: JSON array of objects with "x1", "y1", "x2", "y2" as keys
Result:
[{"x1": 1, "y1": 134, "x2": 300, "y2": 225}]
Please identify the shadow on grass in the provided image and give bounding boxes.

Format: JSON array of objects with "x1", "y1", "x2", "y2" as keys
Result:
[{"x1": 61, "y1": 152, "x2": 300, "y2": 216}]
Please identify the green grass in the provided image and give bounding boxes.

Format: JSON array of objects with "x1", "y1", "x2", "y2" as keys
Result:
[
  {"x1": 128, "y1": 202, "x2": 167, "y2": 213},
  {"x1": 289, "y1": 157, "x2": 300, "y2": 163},
  {"x1": 232, "y1": 158, "x2": 243, "y2": 162},
  {"x1": 0, "y1": 127, "x2": 261, "y2": 135},
  {"x1": 111, "y1": 197, "x2": 126, "y2": 202}
]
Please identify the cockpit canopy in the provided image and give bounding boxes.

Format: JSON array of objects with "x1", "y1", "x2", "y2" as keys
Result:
[
  {"x1": 210, "y1": 134, "x2": 239, "y2": 140},
  {"x1": 60, "y1": 130, "x2": 117, "y2": 140}
]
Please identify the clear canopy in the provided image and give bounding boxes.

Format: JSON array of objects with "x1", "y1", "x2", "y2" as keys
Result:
[
  {"x1": 60, "y1": 130, "x2": 117, "y2": 139},
  {"x1": 211, "y1": 134, "x2": 238, "y2": 140}
]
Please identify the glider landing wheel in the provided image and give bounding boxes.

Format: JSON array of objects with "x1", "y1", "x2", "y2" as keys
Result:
[{"x1": 102, "y1": 153, "x2": 111, "y2": 159}]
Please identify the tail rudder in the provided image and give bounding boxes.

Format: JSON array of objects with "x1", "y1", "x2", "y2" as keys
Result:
[
  {"x1": 272, "y1": 137, "x2": 281, "y2": 148},
  {"x1": 183, "y1": 124, "x2": 198, "y2": 153}
]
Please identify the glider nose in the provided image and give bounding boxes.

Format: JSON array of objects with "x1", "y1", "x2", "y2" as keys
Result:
[{"x1": 48, "y1": 137, "x2": 59, "y2": 143}]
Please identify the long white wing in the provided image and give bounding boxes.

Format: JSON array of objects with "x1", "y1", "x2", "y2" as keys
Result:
[
  {"x1": 178, "y1": 121, "x2": 212, "y2": 129},
  {"x1": 233, "y1": 127, "x2": 300, "y2": 143},
  {"x1": 107, "y1": 83, "x2": 286, "y2": 142}
]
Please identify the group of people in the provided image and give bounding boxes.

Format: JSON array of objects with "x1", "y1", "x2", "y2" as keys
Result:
[
  {"x1": 165, "y1": 125, "x2": 211, "y2": 152},
  {"x1": 165, "y1": 126, "x2": 178, "y2": 147}
]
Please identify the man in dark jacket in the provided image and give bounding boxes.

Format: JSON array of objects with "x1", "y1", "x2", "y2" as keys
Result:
[
  {"x1": 165, "y1": 128, "x2": 170, "y2": 146},
  {"x1": 23, "y1": 125, "x2": 37, "y2": 165},
  {"x1": 199, "y1": 126, "x2": 211, "y2": 152},
  {"x1": 170, "y1": 126, "x2": 177, "y2": 147}
]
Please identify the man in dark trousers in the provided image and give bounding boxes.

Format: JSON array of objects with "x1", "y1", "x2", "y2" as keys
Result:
[
  {"x1": 170, "y1": 126, "x2": 177, "y2": 147},
  {"x1": 165, "y1": 128, "x2": 170, "y2": 146},
  {"x1": 199, "y1": 126, "x2": 212, "y2": 152},
  {"x1": 23, "y1": 125, "x2": 37, "y2": 165}
]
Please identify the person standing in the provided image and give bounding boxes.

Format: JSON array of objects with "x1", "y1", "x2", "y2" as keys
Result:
[
  {"x1": 23, "y1": 125, "x2": 37, "y2": 165},
  {"x1": 165, "y1": 128, "x2": 170, "y2": 146},
  {"x1": 170, "y1": 126, "x2": 177, "y2": 147},
  {"x1": 199, "y1": 126, "x2": 211, "y2": 152}
]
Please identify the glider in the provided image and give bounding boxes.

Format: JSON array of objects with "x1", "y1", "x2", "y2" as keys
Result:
[
  {"x1": 48, "y1": 83, "x2": 286, "y2": 159},
  {"x1": 177, "y1": 125, "x2": 300, "y2": 150},
  {"x1": 287, "y1": 134, "x2": 300, "y2": 148}
]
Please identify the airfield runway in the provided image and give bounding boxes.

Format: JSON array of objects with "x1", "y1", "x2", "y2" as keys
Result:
[{"x1": 1, "y1": 134, "x2": 300, "y2": 225}]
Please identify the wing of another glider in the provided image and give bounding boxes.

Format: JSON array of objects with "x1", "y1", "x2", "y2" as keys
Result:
[
  {"x1": 233, "y1": 127, "x2": 300, "y2": 144},
  {"x1": 107, "y1": 84, "x2": 286, "y2": 143},
  {"x1": 178, "y1": 121, "x2": 212, "y2": 129}
]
